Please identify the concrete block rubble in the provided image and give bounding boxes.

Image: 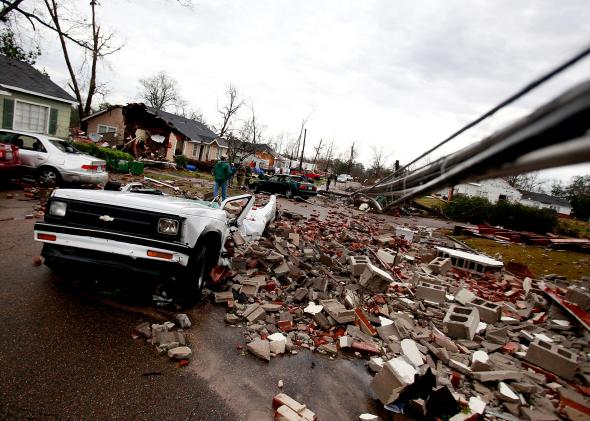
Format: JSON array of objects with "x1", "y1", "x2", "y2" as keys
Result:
[
  {"x1": 213, "y1": 203, "x2": 590, "y2": 420},
  {"x1": 132, "y1": 313, "x2": 193, "y2": 365}
]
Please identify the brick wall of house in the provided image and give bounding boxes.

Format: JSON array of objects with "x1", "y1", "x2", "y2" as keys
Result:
[{"x1": 86, "y1": 107, "x2": 125, "y2": 140}]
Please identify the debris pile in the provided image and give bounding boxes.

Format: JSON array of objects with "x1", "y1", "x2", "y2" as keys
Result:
[
  {"x1": 213, "y1": 204, "x2": 590, "y2": 420},
  {"x1": 272, "y1": 393, "x2": 316, "y2": 420},
  {"x1": 133, "y1": 313, "x2": 193, "y2": 364}
]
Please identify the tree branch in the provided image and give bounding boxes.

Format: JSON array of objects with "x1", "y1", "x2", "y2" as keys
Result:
[
  {"x1": 2, "y1": 0, "x2": 91, "y2": 50},
  {"x1": 0, "y1": 0, "x2": 25, "y2": 22}
]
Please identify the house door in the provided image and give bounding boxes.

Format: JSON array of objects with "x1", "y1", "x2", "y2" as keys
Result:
[{"x1": 198, "y1": 145, "x2": 204, "y2": 161}]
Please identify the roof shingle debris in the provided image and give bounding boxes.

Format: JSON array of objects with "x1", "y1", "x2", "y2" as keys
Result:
[{"x1": 214, "y1": 198, "x2": 590, "y2": 420}]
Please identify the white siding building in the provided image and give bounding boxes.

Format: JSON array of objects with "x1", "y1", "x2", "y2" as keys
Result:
[
  {"x1": 439, "y1": 178, "x2": 522, "y2": 204},
  {"x1": 519, "y1": 191, "x2": 572, "y2": 215}
]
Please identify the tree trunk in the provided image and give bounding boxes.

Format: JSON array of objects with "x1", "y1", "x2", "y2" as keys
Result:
[{"x1": 45, "y1": 0, "x2": 84, "y2": 129}]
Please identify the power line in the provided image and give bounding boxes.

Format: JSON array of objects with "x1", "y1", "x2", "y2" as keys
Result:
[{"x1": 376, "y1": 42, "x2": 590, "y2": 186}]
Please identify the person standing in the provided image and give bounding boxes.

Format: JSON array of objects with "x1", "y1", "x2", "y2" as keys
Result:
[
  {"x1": 326, "y1": 173, "x2": 332, "y2": 191},
  {"x1": 213, "y1": 156, "x2": 231, "y2": 201},
  {"x1": 228, "y1": 163, "x2": 236, "y2": 187},
  {"x1": 236, "y1": 164, "x2": 246, "y2": 188},
  {"x1": 245, "y1": 165, "x2": 252, "y2": 189}
]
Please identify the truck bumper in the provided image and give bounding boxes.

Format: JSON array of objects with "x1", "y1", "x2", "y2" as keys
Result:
[
  {"x1": 41, "y1": 243, "x2": 185, "y2": 278},
  {"x1": 34, "y1": 223, "x2": 192, "y2": 276}
]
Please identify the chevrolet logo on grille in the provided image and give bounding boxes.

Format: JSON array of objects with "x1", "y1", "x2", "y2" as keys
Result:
[{"x1": 99, "y1": 215, "x2": 115, "y2": 222}]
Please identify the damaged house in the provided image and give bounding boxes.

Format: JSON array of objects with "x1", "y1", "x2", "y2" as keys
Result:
[{"x1": 82, "y1": 103, "x2": 227, "y2": 162}]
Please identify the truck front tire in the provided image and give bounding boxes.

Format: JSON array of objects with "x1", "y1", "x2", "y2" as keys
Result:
[{"x1": 178, "y1": 246, "x2": 208, "y2": 307}]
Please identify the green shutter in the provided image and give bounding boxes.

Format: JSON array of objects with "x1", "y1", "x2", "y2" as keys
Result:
[
  {"x1": 48, "y1": 108, "x2": 58, "y2": 135},
  {"x1": 2, "y1": 98, "x2": 14, "y2": 129}
]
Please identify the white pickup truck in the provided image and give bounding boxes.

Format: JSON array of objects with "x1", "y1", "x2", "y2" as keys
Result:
[{"x1": 34, "y1": 184, "x2": 256, "y2": 305}]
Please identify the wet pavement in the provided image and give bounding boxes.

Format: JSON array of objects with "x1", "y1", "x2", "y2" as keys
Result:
[
  {"x1": 0, "y1": 189, "x2": 235, "y2": 420},
  {"x1": 0, "y1": 186, "x2": 454, "y2": 420}
]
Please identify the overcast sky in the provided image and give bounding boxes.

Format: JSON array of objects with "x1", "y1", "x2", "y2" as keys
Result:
[{"x1": 34, "y1": 0, "x2": 590, "y2": 183}]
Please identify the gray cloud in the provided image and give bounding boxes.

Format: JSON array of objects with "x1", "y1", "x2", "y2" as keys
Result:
[{"x1": 34, "y1": 0, "x2": 590, "y2": 178}]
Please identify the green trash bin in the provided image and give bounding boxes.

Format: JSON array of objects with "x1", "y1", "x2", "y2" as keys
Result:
[
  {"x1": 115, "y1": 160, "x2": 130, "y2": 173},
  {"x1": 130, "y1": 161, "x2": 144, "y2": 175}
]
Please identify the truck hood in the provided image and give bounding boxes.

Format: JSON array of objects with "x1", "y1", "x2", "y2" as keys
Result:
[{"x1": 53, "y1": 189, "x2": 226, "y2": 219}]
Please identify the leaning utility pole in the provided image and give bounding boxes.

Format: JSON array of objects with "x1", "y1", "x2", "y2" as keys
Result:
[
  {"x1": 299, "y1": 128, "x2": 307, "y2": 171},
  {"x1": 348, "y1": 141, "x2": 356, "y2": 173},
  {"x1": 312, "y1": 138, "x2": 323, "y2": 168}
]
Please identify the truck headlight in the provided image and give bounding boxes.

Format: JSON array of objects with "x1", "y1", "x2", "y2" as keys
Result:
[
  {"x1": 49, "y1": 201, "x2": 68, "y2": 217},
  {"x1": 158, "y1": 218, "x2": 179, "y2": 235}
]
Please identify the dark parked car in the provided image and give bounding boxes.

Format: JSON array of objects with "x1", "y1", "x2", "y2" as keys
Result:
[{"x1": 251, "y1": 174, "x2": 317, "y2": 198}]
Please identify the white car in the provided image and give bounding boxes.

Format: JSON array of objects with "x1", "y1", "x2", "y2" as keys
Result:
[
  {"x1": 0, "y1": 129, "x2": 108, "y2": 186},
  {"x1": 34, "y1": 184, "x2": 256, "y2": 306},
  {"x1": 337, "y1": 174, "x2": 353, "y2": 182}
]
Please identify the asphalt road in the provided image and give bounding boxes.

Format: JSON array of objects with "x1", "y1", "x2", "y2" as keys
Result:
[
  {"x1": 0, "y1": 189, "x2": 237, "y2": 420},
  {"x1": 0, "y1": 187, "x2": 393, "y2": 420}
]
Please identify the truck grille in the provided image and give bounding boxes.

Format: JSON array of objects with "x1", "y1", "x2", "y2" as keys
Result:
[{"x1": 46, "y1": 199, "x2": 183, "y2": 240}]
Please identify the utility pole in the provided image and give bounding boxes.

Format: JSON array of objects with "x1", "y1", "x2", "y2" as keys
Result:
[
  {"x1": 348, "y1": 141, "x2": 356, "y2": 173},
  {"x1": 312, "y1": 138, "x2": 323, "y2": 170},
  {"x1": 299, "y1": 128, "x2": 307, "y2": 171}
]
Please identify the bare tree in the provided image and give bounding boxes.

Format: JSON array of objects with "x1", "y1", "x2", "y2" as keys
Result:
[
  {"x1": 174, "y1": 99, "x2": 206, "y2": 124},
  {"x1": 370, "y1": 144, "x2": 389, "y2": 179},
  {"x1": 1, "y1": 0, "x2": 92, "y2": 49},
  {"x1": 239, "y1": 103, "x2": 265, "y2": 145},
  {"x1": 268, "y1": 131, "x2": 288, "y2": 156},
  {"x1": 506, "y1": 172, "x2": 545, "y2": 192},
  {"x1": 139, "y1": 71, "x2": 179, "y2": 111},
  {"x1": 0, "y1": 0, "x2": 25, "y2": 21},
  {"x1": 43, "y1": 0, "x2": 122, "y2": 129},
  {"x1": 225, "y1": 103, "x2": 265, "y2": 163},
  {"x1": 215, "y1": 84, "x2": 243, "y2": 139}
]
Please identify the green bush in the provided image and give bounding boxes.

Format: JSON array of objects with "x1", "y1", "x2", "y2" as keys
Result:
[
  {"x1": 174, "y1": 155, "x2": 188, "y2": 169},
  {"x1": 74, "y1": 142, "x2": 134, "y2": 162},
  {"x1": 444, "y1": 195, "x2": 557, "y2": 234}
]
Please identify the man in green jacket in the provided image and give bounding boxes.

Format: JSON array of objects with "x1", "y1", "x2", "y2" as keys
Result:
[{"x1": 213, "y1": 156, "x2": 231, "y2": 201}]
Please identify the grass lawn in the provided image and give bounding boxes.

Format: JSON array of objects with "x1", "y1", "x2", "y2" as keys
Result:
[
  {"x1": 415, "y1": 196, "x2": 447, "y2": 212},
  {"x1": 557, "y1": 218, "x2": 590, "y2": 240},
  {"x1": 455, "y1": 236, "x2": 590, "y2": 280}
]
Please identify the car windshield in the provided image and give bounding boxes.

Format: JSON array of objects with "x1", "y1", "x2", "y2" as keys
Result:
[{"x1": 50, "y1": 139, "x2": 81, "y2": 154}]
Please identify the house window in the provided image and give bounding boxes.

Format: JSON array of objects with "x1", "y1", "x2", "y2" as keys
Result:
[
  {"x1": 14, "y1": 101, "x2": 49, "y2": 133},
  {"x1": 192, "y1": 144, "x2": 199, "y2": 157},
  {"x1": 97, "y1": 124, "x2": 117, "y2": 134}
]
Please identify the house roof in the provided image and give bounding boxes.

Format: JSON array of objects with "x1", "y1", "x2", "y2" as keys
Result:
[
  {"x1": 519, "y1": 190, "x2": 571, "y2": 208},
  {"x1": 81, "y1": 105, "x2": 122, "y2": 121},
  {"x1": 145, "y1": 106, "x2": 218, "y2": 143},
  {"x1": 0, "y1": 54, "x2": 77, "y2": 103},
  {"x1": 240, "y1": 141, "x2": 277, "y2": 155}
]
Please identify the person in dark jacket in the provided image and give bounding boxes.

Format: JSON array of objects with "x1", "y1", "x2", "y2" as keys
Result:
[{"x1": 213, "y1": 156, "x2": 231, "y2": 201}]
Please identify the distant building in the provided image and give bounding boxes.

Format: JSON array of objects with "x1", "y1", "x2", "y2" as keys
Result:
[
  {"x1": 0, "y1": 54, "x2": 76, "y2": 138},
  {"x1": 519, "y1": 191, "x2": 572, "y2": 215},
  {"x1": 440, "y1": 179, "x2": 522, "y2": 204}
]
